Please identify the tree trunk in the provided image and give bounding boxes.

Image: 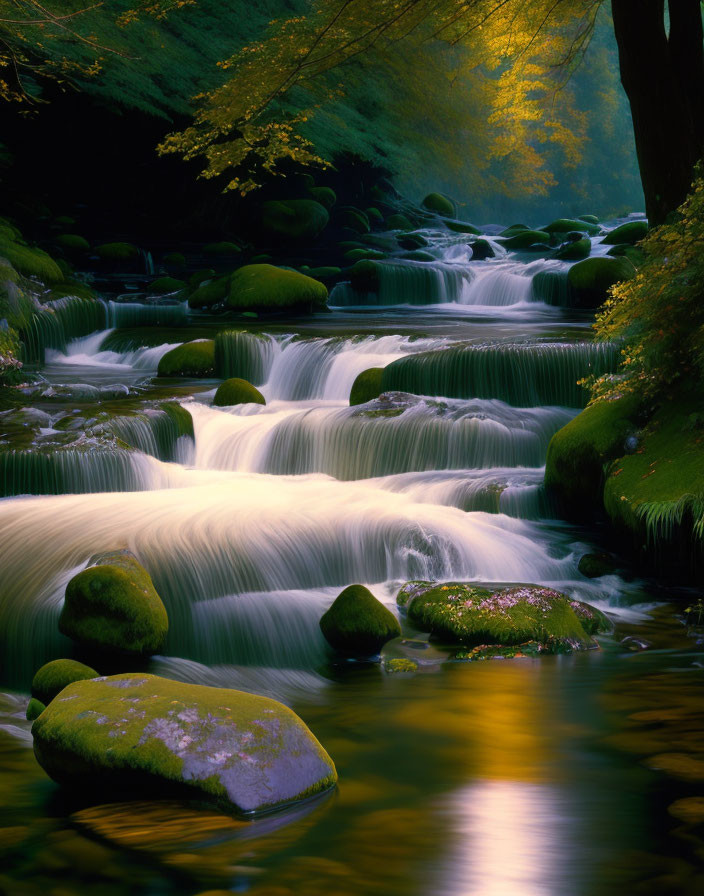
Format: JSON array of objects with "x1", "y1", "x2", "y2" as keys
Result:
[{"x1": 612, "y1": 0, "x2": 704, "y2": 224}]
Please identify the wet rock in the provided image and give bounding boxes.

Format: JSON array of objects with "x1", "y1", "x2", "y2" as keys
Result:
[
  {"x1": 320, "y1": 585, "x2": 401, "y2": 656},
  {"x1": 213, "y1": 378, "x2": 266, "y2": 407},
  {"x1": 32, "y1": 673, "x2": 337, "y2": 815},
  {"x1": 469, "y1": 238, "x2": 495, "y2": 260},
  {"x1": 579, "y1": 552, "x2": 617, "y2": 578}
]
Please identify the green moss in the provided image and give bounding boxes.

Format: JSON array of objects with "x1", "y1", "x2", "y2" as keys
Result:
[
  {"x1": 308, "y1": 185, "x2": 337, "y2": 210},
  {"x1": 31, "y1": 659, "x2": 99, "y2": 705},
  {"x1": 0, "y1": 238, "x2": 64, "y2": 283},
  {"x1": 499, "y1": 224, "x2": 529, "y2": 237},
  {"x1": 26, "y1": 698, "x2": 46, "y2": 721},
  {"x1": 579, "y1": 215, "x2": 600, "y2": 225},
  {"x1": 259, "y1": 199, "x2": 329, "y2": 242},
  {"x1": 401, "y1": 251, "x2": 434, "y2": 262},
  {"x1": 49, "y1": 279, "x2": 97, "y2": 301},
  {"x1": 157, "y1": 340, "x2": 215, "y2": 377},
  {"x1": 554, "y1": 238, "x2": 591, "y2": 261},
  {"x1": 567, "y1": 256, "x2": 635, "y2": 307},
  {"x1": 545, "y1": 395, "x2": 643, "y2": 518},
  {"x1": 386, "y1": 214, "x2": 413, "y2": 231},
  {"x1": 349, "y1": 367, "x2": 384, "y2": 406},
  {"x1": 544, "y1": 218, "x2": 601, "y2": 236},
  {"x1": 163, "y1": 252, "x2": 186, "y2": 268},
  {"x1": 203, "y1": 241, "x2": 241, "y2": 256},
  {"x1": 188, "y1": 275, "x2": 230, "y2": 309},
  {"x1": 147, "y1": 277, "x2": 187, "y2": 295},
  {"x1": 500, "y1": 229, "x2": 551, "y2": 250},
  {"x1": 59, "y1": 550, "x2": 168, "y2": 656},
  {"x1": 398, "y1": 232, "x2": 428, "y2": 250},
  {"x1": 349, "y1": 260, "x2": 380, "y2": 292},
  {"x1": 383, "y1": 658, "x2": 418, "y2": 673},
  {"x1": 366, "y1": 207, "x2": 384, "y2": 223},
  {"x1": 159, "y1": 401, "x2": 194, "y2": 439},
  {"x1": 603, "y1": 400, "x2": 704, "y2": 555},
  {"x1": 601, "y1": 220, "x2": 648, "y2": 245},
  {"x1": 443, "y1": 219, "x2": 480, "y2": 235},
  {"x1": 338, "y1": 207, "x2": 370, "y2": 234},
  {"x1": 607, "y1": 244, "x2": 646, "y2": 267},
  {"x1": 227, "y1": 264, "x2": 328, "y2": 312},
  {"x1": 189, "y1": 268, "x2": 216, "y2": 288},
  {"x1": 213, "y1": 377, "x2": 266, "y2": 407},
  {"x1": 95, "y1": 242, "x2": 139, "y2": 262},
  {"x1": 344, "y1": 248, "x2": 385, "y2": 263},
  {"x1": 31, "y1": 673, "x2": 337, "y2": 816},
  {"x1": 422, "y1": 193, "x2": 455, "y2": 217},
  {"x1": 397, "y1": 581, "x2": 605, "y2": 651},
  {"x1": 320, "y1": 584, "x2": 400, "y2": 655},
  {"x1": 54, "y1": 234, "x2": 90, "y2": 254},
  {"x1": 307, "y1": 266, "x2": 342, "y2": 280}
]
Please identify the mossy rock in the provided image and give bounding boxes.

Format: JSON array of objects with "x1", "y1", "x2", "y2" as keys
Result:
[
  {"x1": 397, "y1": 581, "x2": 608, "y2": 652},
  {"x1": 545, "y1": 395, "x2": 643, "y2": 519},
  {"x1": 251, "y1": 253, "x2": 272, "y2": 264},
  {"x1": 469, "y1": 239, "x2": 495, "y2": 260},
  {"x1": 401, "y1": 251, "x2": 434, "y2": 262},
  {"x1": 163, "y1": 252, "x2": 186, "y2": 268},
  {"x1": 259, "y1": 200, "x2": 329, "y2": 242},
  {"x1": 307, "y1": 266, "x2": 342, "y2": 280},
  {"x1": 188, "y1": 275, "x2": 229, "y2": 309},
  {"x1": 579, "y1": 553, "x2": 617, "y2": 578},
  {"x1": 344, "y1": 248, "x2": 386, "y2": 263},
  {"x1": 158, "y1": 340, "x2": 215, "y2": 377},
  {"x1": 422, "y1": 193, "x2": 455, "y2": 217},
  {"x1": 544, "y1": 218, "x2": 601, "y2": 236},
  {"x1": 386, "y1": 214, "x2": 413, "y2": 232},
  {"x1": 349, "y1": 367, "x2": 383, "y2": 406},
  {"x1": 320, "y1": 585, "x2": 400, "y2": 655},
  {"x1": 213, "y1": 377, "x2": 266, "y2": 407},
  {"x1": 188, "y1": 268, "x2": 216, "y2": 288},
  {"x1": 500, "y1": 229, "x2": 551, "y2": 250},
  {"x1": 567, "y1": 256, "x2": 636, "y2": 307},
  {"x1": 31, "y1": 673, "x2": 337, "y2": 815},
  {"x1": 366, "y1": 207, "x2": 384, "y2": 223},
  {"x1": 349, "y1": 260, "x2": 380, "y2": 292},
  {"x1": 443, "y1": 219, "x2": 480, "y2": 235},
  {"x1": 338, "y1": 207, "x2": 370, "y2": 235},
  {"x1": 398, "y1": 232, "x2": 429, "y2": 250},
  {"x1": 499, "y1": 224, "x2": 530, "y2": 237},
  {"x1": 554, "y1": 238, "x2": 591, "y2": 261},
  {"x1": 601, "y1": 220, "x2": 648, "y2": 245},
  {"x1": 0, "y1": 238, "x2": 64, "y2": 283},
  {"x1": 95, "y1": 242, "x2": 139, "y2": 263},
  {"x1": 54, "y1": 234, "x2": 90, "y2": 254},
  {"x1": 607, "y1": 244, "x2": 646, "y2": 267},
  {"x1": 159, "y1": 401, "x2": 195, "y2": 440},
  {"x1": 26, "y1": 698, "x2": 46, "y2": 721},
  {"x1": 147, "y1": 277, "x2": 187, "y2": 295},
  {"x1": 227, "y1": 264, "x2": 328, "y2": 312},
  {"x1": 578, "y1": 215, "x2": 600, "y2": 225},
  {"x1": 50, "y1": 279, "x2": 97, "y2": 301},
  {"x1": 308, "y1": 185, "x2": 337, "y2": 210},
  {"x1": 31, "y1": 659, "x2": 99, "y2": 705},
  {"x1": 59, "y1": 550, "x2": 168, "y2": 657},
  {"x1": 203, "y1": 241, "x2": 241, "y2": 256}
]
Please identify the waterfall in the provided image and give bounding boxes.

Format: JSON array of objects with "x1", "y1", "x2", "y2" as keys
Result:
[
  {"x1": 106, "y1": 301, "x2": 188, "y2": 328},
  {"x1": 108, "y1": 405, "x2": 195, "y2": 464},
  {"x1": 20, "y1": 297, "x2": 108, "y2": 364},
  {"x1": 189, "y1": 398, "x2": 574, "y2": 479},
  {"x1": 381, "y1": 341, "x2": 619, "y2": 408},
  {"x1": 215, "y1": 330, "x2": 277, "y2": 385},
  {"x1": 330, "y1": 260, "x2": 474, "y2": 306}
]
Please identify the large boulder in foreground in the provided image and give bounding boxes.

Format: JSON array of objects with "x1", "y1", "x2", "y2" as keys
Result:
[
  {"x1": 227, "y1": 264, "x2": 328, "y2": 312},
  {"x1": 59, "y1": 550, "x2": 168, "y2": 656},
  {"x1": 397, "y1": 581, "x2": 609, "y2": 654},
  {"x1": 32, "y1": 674, "x2": 337, "y2": 815},
  {"x1": 32, "y1": 658, "x2": 99, "y2": 705},
  {"x1": 320, "y1": 585, "x2": 401, "y2": 655}
]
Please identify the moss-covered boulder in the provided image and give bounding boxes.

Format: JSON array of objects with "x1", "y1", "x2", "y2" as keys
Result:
[
  {"x1": 398, "y1": 232, "x2": 429, "y2": 250},
  {"x1": 26, "y1": 698, "x2": 46, "y2": 721},
  {"x1": 544, "y1": 218, "x2": 601, "y2": 236},
  {"x1": 401, "y1": 251, "x2": 434, "y2": 262},
  {"x1": 469, "y1": 239, "x2": 495, "y2": 260},
  {"x1": 31, "y1": 659, "x2": 99, "y2": 705},
  {"x1": 579, "y1": 215, "x2": 600, "y2": 225},
  {"x1": 59, "y1": 551, "x2": 168, "y2": 657},
  {"x1": 308, "y1": 185, "x2": 337, "y2": 210},
  {"x1": 32, "y1": 674, "x2": 337, "y2": 815},
  {"x1": 158, "y1": 340, "x2": 215, "y2": 377},
  {"x1": 601, "y1": 220, "x2": 648, "y2": 245},
  {"x1": 443, "y1": 219, "x2": 481, "y2": 235},
  {"x1": 189, "y1": 268, "x2": 216, "y2": 288},
  {"x1": 188, "y1": 276, "x2": 229, "y2": 309},
  {"x1": 259, "y1": 200, "x2": 329, "y2": 242},
  {"x1": 386, "y1": 214, "x2": 413, "y2": 232},
  {"x1": 567, "y1": 256, "x2": 635, "y2": 308},
  {"x1": 344, "y1": 248, "x2": 386, "y2": 263},
  {"x1": 320, "y1": 585, "x2": 400, "y2": 655},
  {"x1": 227, "y1": 264, "x2": 328, "y2": 312},
  {"x1": 397, "y1": 581, "x2": 608, "y2": 652},
  {"x1": 164, "y1": 252, "x2": 186, "y2": 269},
  {"x1": 95, "y1": 242, "x2": 139, "y2": 263},
  {"x1": 606, "y1": 244, "x2": 646, "y2": 268},
  {"x1": 500, "y1": 224, "x2": 529, "y2": 237},
  {"x1": 422, "y1": 193, "x2": 455, "y2": 217},
  {"x1": 307, "y1": 266, "x2": 342, "y2": 281},
  {"x1": 203, "y1": 241, "x2": 241, "y2": 256},
  {"x1": 500, "y1": 229, "x2": 551, "y2": 250},
  {"x1": 213, "y1": 377, "x2": 266, "y2": 407},
  {"x1": 579, "y1": 553, "x2": 617, "y2": 578},
  {"x1": 0, "y1": 237, "x2": 64, "y2": 282},
  {"x1": 554, "y1": 238, "x2": 591, "y2": 261},
  {"x1": 366, "y1": 207, "x2": 384, "y2": 223},
  {"x1": 349, "y1": 259, "x2": 381, "y2": 292},
  {"x1": 147, "y1": 277, "x2": 187, "y2": 295},
  {"x1": 545, "y1": 395, "x2": 643, "y2": 518},
  {"x1": 349, "y1": 367, "x2": 384, "y2": 406},
  {"x1": 54, "y1": 234, "x2": 90, "y2": 254}
]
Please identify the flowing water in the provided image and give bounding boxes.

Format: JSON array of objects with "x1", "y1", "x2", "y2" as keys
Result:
[{"x1": 1, "y1": 220, "x2": 702, "y2": 896}]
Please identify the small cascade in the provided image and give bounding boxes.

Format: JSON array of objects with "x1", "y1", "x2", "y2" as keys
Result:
[
  {"x1": 109, "y1": 405, "x2": 195, "y2": 464},
  {"x1": 330, "y1": 260, "x2": 474, "y2": 306},
  {"x1": 381, "y1": 341, "x2": 618, "y2": 408},
  {"x1": 214, "y1": 330, "x2": 277, "y2": 385},
  {"x1": 106, "y1": 300, "x2": 188, "y2": 328},
  {"x1": 20, "y1": 297, "x2": 108, "y2": 364},
  {"x1": 189, "y1": 398, "x2": 574, "y2": 479},
  {"x1": 459, "y1": 262, "x2": 541, "y2": 307}
]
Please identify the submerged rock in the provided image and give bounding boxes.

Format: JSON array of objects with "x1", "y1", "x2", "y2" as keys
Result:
[
  {"x1": 397, "y1": 581, "x2": 609, "y2": 653},
  {"x1": 60, "y1": 550, "x2": 168, "y2": 656},
  {"x1": 32, "y1": 674, "x2": 337, "y2": 815},
  {"x1": 320, "y1": 584, "x2": 401, "y2": 655},
  {"x1": 31, "y1": 658, "x2": 99, "y2": 705},
  {"x1": 213, "y1": 377, "x2": 266, "y2": 407}
]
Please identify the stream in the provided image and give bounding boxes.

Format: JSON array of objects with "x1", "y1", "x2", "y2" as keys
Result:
[{"x1": 0, "y1": 223, "x2": 702, "y2": 895}]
